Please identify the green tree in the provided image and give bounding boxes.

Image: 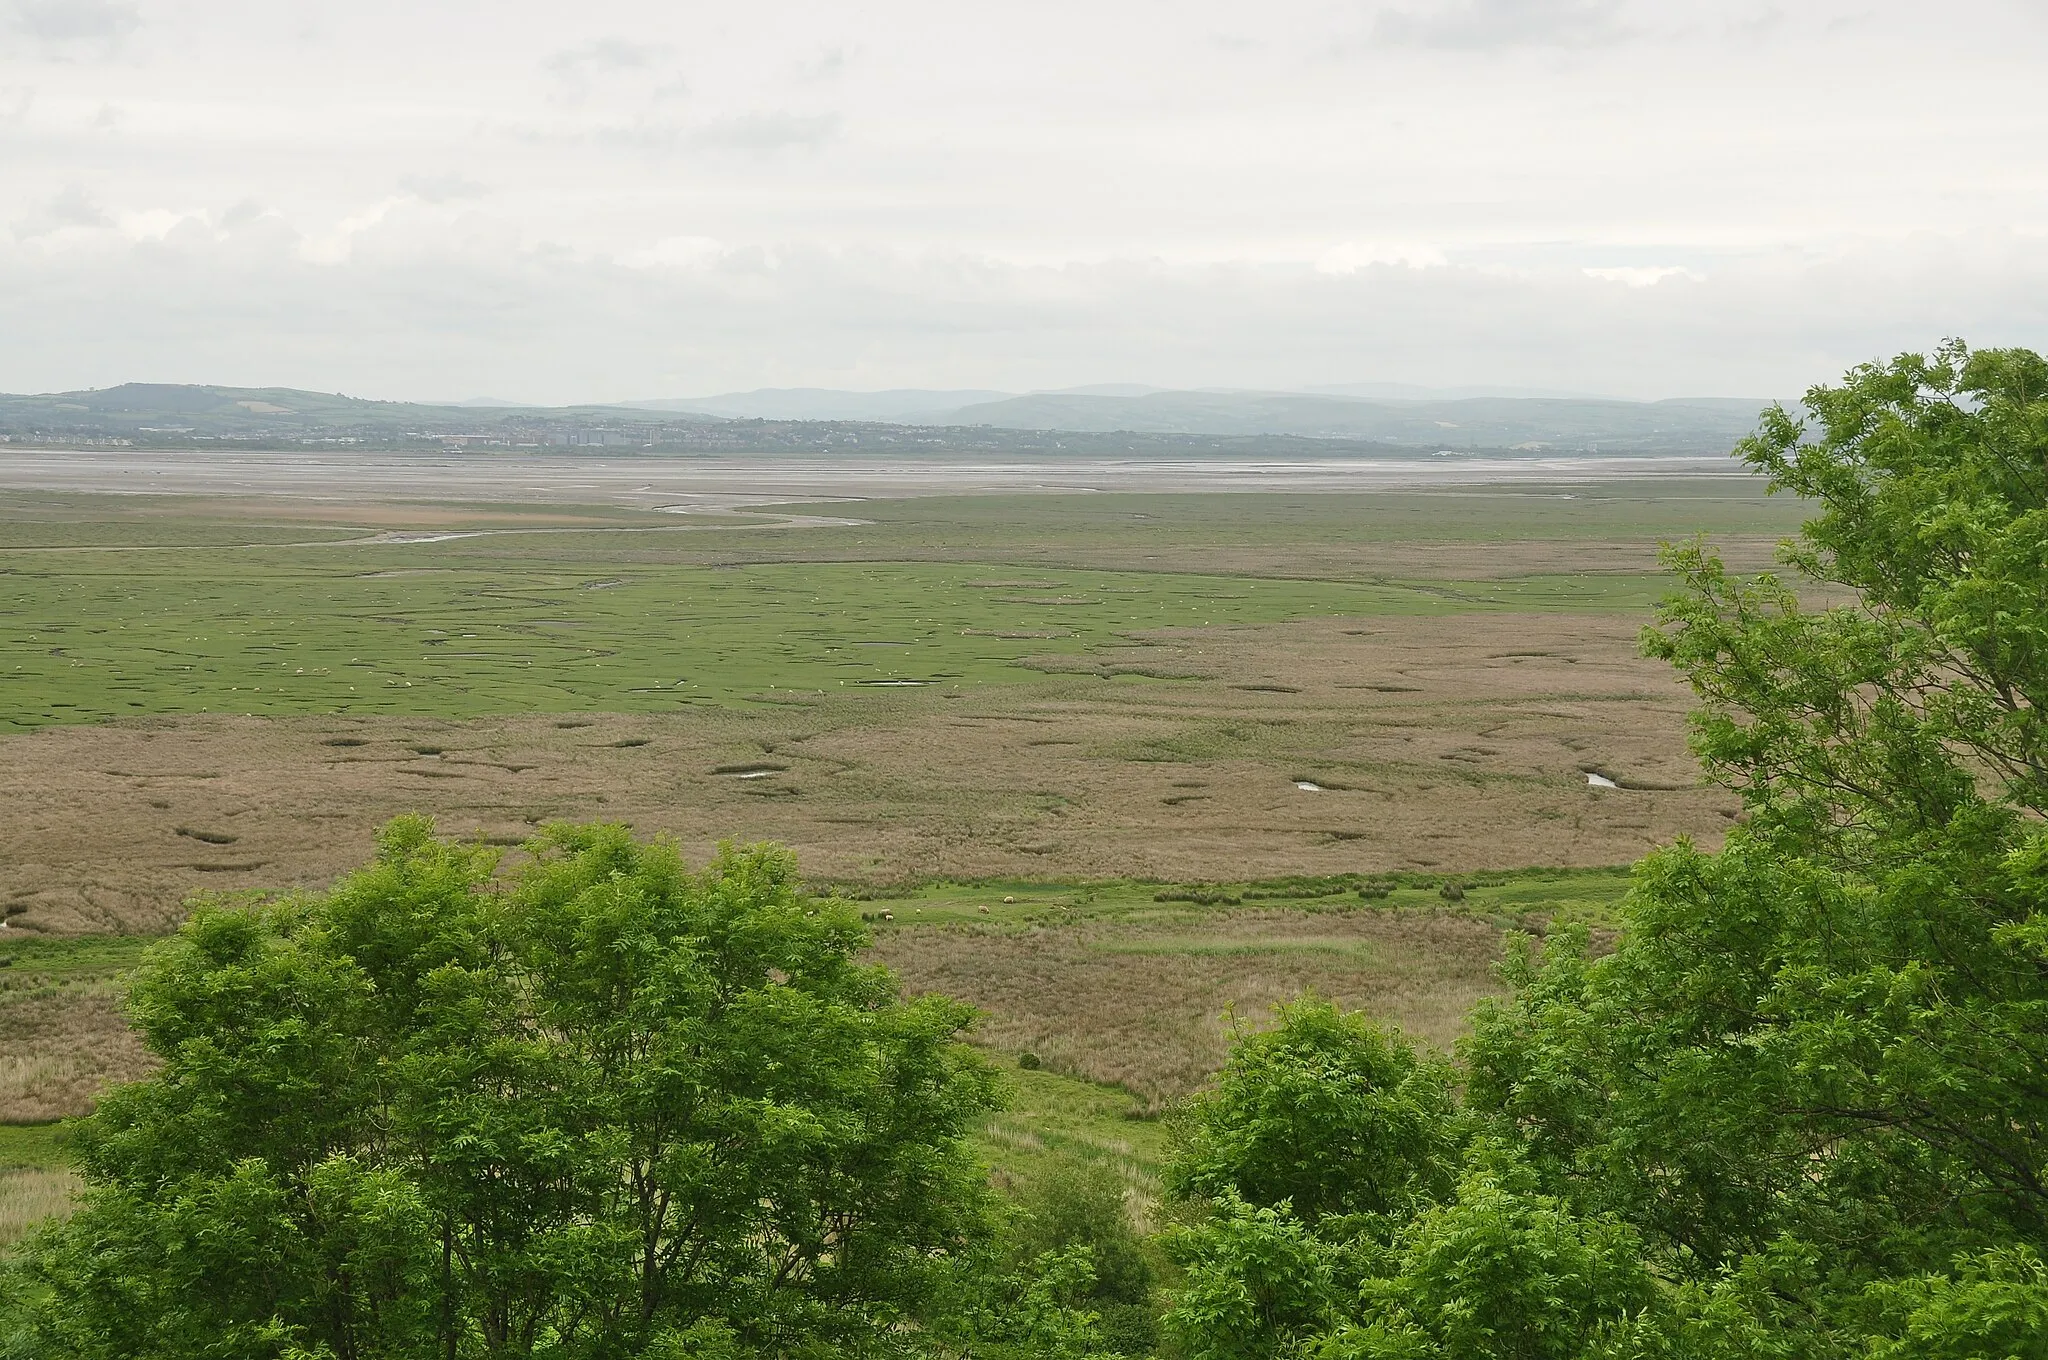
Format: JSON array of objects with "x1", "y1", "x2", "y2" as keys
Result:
[
  {"x1": 1012, "y1": 1159, "x2": 1154, "y2": 1310},
  {"x1": 1161, "y1": 342, "x2": 2048, "y2": 1358},
  {"x1": 1318, "y1": 1143, "x2": 1658, "y2": 1360},
  {"x1": 1469, "y1": 344, "x2": 2048, "y2": 1244},
  {"x1": 1162, "y1": 1191, "x2": 1342, "y2": 1360},
  {"x1": 1164, "y1": 999, "x2": 1459, "y2": 1229},
  {"x1": 1158, "y1": 1001, "x2": 1462, "y2": 1360},
  {"x1": 935, "y1": 1242, "x2": 1122, "y2": 1360},
  {"x1": 1461, "y1": 341, "x2": 2048, "y2": 1339},
  {"x1": 4, "y1": 818, "x2": 1000, "y2": 1360},
  {"x1": 1010, "y1": 1158, "x2": 1159, "y2": 1353}
]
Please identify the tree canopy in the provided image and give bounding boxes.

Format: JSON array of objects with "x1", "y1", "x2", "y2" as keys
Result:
[
  {"x1": 4, "y1": 819, "x2": 1000, "y2": 1359},
  {"x1": 1159, "y1": 342, "x2": 2048, "y2": 1358}
]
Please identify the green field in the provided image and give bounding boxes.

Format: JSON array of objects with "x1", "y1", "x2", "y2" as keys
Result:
[
  {"x1": 1, "y1": 474, "x2": 1770, "y2": 1246},
  {"x1": 0, "y1": 557, "x2": 1676, "y2": 732},
  {"x1": 0, "y1": 481, "x2": 1803, "y2": 732}
]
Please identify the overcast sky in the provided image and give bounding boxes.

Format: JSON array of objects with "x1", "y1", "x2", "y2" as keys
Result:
[{"x1": 3, "y1": 0, "x2": 2045, "y2": 402}]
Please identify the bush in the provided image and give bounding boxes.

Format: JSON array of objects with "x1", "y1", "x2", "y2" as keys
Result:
[
  {"x1": 1155, "y1": 888, "x2": 1242, "y2": 906},
  {"x1": 1013, "y1": 1158, "x2": 1155, "y2": 1308},
  {"x1": 1165, "y1": 999, "x2": 1459, "y2": 1224}
]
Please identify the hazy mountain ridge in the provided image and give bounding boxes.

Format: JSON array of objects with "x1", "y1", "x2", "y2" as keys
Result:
[
  {"x1": 624, "y1": 388, "x2": 1014, "y2": 422},
  {"x1": 634, "y1": 385, "x2": 1773, "y2": 451},
  {"x1": 935, "y1": 392, "x2": 1767, "y2": 450},
  {"x1": 0, "y1": 382, "x2": 1774, "y2": 455},
  {"x1": 0, "y1": 383, "x2": 712, "y2": 436}
]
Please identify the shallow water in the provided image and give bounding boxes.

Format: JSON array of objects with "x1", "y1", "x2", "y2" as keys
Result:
[{"x1": 0, "y1": 448, "x2": 1744, "y2": 512}]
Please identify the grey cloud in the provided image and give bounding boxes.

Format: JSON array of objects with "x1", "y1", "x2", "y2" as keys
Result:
[
  {"x1": 543, "y1": 37, "x2": 686, "y2": 111},
  {"x1": 688, "y1": 111, "x2": 838, "y2": 154},
  {"x1": 5, "y1": 0, "x2": 138, "y2": 50},
  {"x1": 0, "y1": 0, "x2": 2036, "y2": 403},
  {"x1": 1373, "y1": 0, "x2": 1630, "y2": 49},
  {"x1": 44, "y1": 183, "x2": 106, "y2": 226},
  {"x1": 798, "y1": 45, "x2": 848, "y2": 81},
  {"x1": 545, "y1": 37, "x2": 663, "y2": 78},
  {"x1": 11, "y1": 184, "x2": 109, "y2": 238},
  {"x1": 218, "y1": 199, "x2": 270, "y2": 230},
  {"x1": 592, "y1": 112, "x2": 840, "y2": 157},
  {"x1": 590, "y1": 116, "x2": 688, "y2": 153}
]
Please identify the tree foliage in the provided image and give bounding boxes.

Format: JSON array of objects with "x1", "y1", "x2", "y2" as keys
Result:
[
  {"x1": 4, "y1": 819, "x2": 1000, "y2": 1359},
  {"x1": 1162, "y1": 1000, "x2": 1459, "y2": 1229},
  {"x1": 1161, "y1": 343, "x2": 2048, "y2": 1358},
  {"x1": 1468, "y1": 342, "x2": 2048, "y2": 1270}
]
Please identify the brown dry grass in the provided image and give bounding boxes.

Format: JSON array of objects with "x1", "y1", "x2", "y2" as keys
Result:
[
  {"x1": 837, "y1": 534, "x2": 1794, "y2": 584},
  {"x1": 873, "y1": 906, "x2": 1506, "y2": 1110},
  {"x1": 0, "y1": 610, "x2": 1730, "y2": 936},
  {"x1": 0, "y1": 1167, "x2": 80, "y2": 1247},
  {"x1": 0, "y1": 986, "x2": 156, "y2": 1122}
]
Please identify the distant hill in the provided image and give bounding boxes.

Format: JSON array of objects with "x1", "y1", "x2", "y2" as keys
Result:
[
  {"x1": 938, "y1": 391, "x2": 1770, "y2": 452},
  {"x1": 625, "y1": 385, "x2": 1774, "y2": 452},
  {"x1": 0, "y1": 382, "x2": 1774, "y2": 456},
  {"x1": 625, "y1": 388, "x2": 1012, "y2": 422},
  {"x1": 0, "y1": 384, "x2": 715, "y2": 441}
]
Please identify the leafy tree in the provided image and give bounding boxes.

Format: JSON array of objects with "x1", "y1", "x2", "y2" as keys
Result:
[
  {"x1": 1457, "y1": 341, "x2": 2048, "y2": 1345},
  {"x1": 1162, "y1": 342, "x2": 2048, "y2": 1357},
  {"x1": 1163, "y1": 1000, "x2": 1460, "y2": 1229},
  {"x1": 926, "y1": 1157, "x2": 1158, "y2": 1360},
  {"x1": 1317, "y1": 1143, "x2": 1658, "y2": 1360},
  {"x1": 1012, "y1": 1159, "x2": 1155, "y2": 1310},
  {"x1": 1158, "y1": 1002, "x2": 1462, "y2": 1360},
  {"x1": 3, "y1": 818, "x2": 1000, "y2": 1360},
  {"x1": 1862, "y1": 1245, "x2": 2048, "y2": 1360},
  {"x1": 1010, "y1": 1158, "x2": 1159, "y2": 1353},
  {"x1": 931, "y1": 1243, "x2": 1122, "y2": 1360},
  {"x1": 1162, "y1": 1191, "x2": 1341, "y2": 1360}
]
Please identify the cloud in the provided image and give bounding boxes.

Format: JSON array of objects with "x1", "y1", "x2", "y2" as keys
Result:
[
  {"x1": 11, "y1": 184, "x2": 111, "y2": 239},
  {"x1": 1317, "y1": 241, "x2": 1449, "y2": 272},
  {"x1": 3, "y1": 215, "x2": 2043, "y2": 403},
  {"x1": 542, "y1": 37, "x2": 685, "y2": 107},
  {"x1": 4, "y1": 0, "x2": 138, "y2": 52},
  {"x1": 296, "y1": 198, "x2": 401, "y2": 265},
  {"x1": 0, "y1": 0, "x2": 2038, "y2": 405},
  {"x1": 591, "y1": 109, "x2": 840, "y2": 156},
  {"x1": 218, "y1": 199, "x2": 273, "y2": 231},
  {"x1": 545, "y1": 36, "x2": 663, "y2": 78},
  {"x1": 687, "y1": 111, "x2": 839, "y2": 154},
  {"x1": 1373, "y1": 0, "x2": 1630, "y2": 50},
  {"x1": 798, "y1": 45, "x2": 848, "y2": 81}
]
